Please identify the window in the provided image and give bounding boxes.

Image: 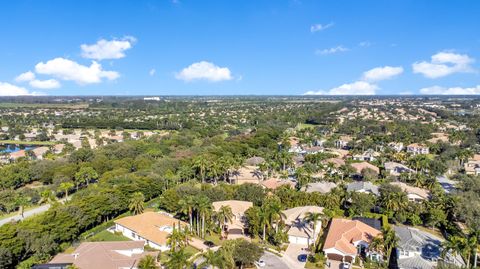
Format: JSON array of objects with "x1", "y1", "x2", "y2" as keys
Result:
[{"x1": 132, "y1": 232, "x2": 136, "y2": 238}]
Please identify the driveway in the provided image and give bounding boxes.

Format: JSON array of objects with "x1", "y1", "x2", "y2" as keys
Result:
[
  {"x1": 283, "y1": 243, "x2": 309, "y2": 269},
  {"x1": 259, "y1": 251, "x2": 289, "y2": 269}
]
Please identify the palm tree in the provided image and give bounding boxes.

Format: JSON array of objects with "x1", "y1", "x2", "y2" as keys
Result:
[
  {"x1": 258, "y1": 206, "x2": 270, "y2": 241},
  {"x1": 303, "y1": 212, "x2": 324, "y2": 253},
  {"x1": 58, "y1": 181, "x2": 74, "y2": 198},
  {"x1": 39, "y1": 190, "x2": 56, "y2": 205},
  {"x1": 15, "y1": 196, "x2": 30, "y2": 218},
  {"x1": 382, "y1": 226, "x2": 398, "y2": 262},
  {"x1": 199, "y1": 249, "x2": 218, "y2": 269},
  {"x1": 193, "y1": 156, "x2": 209, "y2": 183},
  {"x1": 165, "y1": 248, "x2": 191, "y2": 269},
  {"x1": 178, "y1": 196, "x2": 195, "y2": 232},
  {"x1": 167, "y1": 225, "x2": 186, "y2": 251},
  {"x1": 442, "y1": 235, "x2": 465, "y2": 263},
  {"x1": 138, "y1": 255, "x2": 159, "y2": 269},
  {"x1": 129, "y1": 192, "x2": 145, "y2": 215},
  {"x1": 196, "y1": 195, "x2": 212, "y2": 238},
  {"x1": 217, "y1": 205, "x2": 234, "y2": 238}
]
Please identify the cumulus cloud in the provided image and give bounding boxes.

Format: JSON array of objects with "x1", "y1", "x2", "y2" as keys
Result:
[
  {"x1": 0, "y1": 82, "x2": 40, "y2": 96},
  {"x1": 419, "y1": 85, "x2": 480, "y2": 95},
  {"x1": 175, "y1": 61, "x2": 233, "y2": 82},
  {"x1": 35, "y1": 58, "x2": 119, "y2": 85},
  {"x1": 15, "y1": 71, "x2": 35, "y2": 82},
  {"x1": 315, "y1": 46, "x2": 349, "y2": 55},
  {"x1": 149, "y1": 69, "x2": 156, "y2": 76},
  {"x1": 81, "y1": 36, "x2": 136, "y2": 60},
  {"x1": 29, "y1": 79, "x2": 61, "y2": 89},
  {"x1": 413, "y1": 51, "x2": 475, "y2": 78},
  {"x1": 310, "y1": 22, "x2": 334, "y2": 33},
  {"x1": 304, "y1": 81, "x2": 378, "y2": 95},
  {"x1": 362, "y1": 66, "x2": 404, "y2": 82}
]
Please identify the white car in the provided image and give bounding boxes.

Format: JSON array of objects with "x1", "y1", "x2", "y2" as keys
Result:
[
  {"x1": 256, "y1": 260, "x2": 266, "y2": 267},
  {"x1": 342, "y1": 262, "x2": 351, "y2": 269}
]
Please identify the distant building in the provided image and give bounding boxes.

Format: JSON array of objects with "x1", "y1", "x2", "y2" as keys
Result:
[
  {"x1": 384, "y1": 162, "x2": 414, "y2": 176},
  {"x1": 346, "y1": 181, "x2": 379, "y2": 196},
  {"x1": 406, "y1": 143, "x2": 429, "y2": 155},
  {"x1": 303, "y1": 181, "x2": 337, "y2": 194},
  {"x1": 143, "y1": 97, "x2": 160, "y2": 101},
  {"x1": 391, "y1": 182, "x2": 430, "y2": 202},
  {"x1": 388, "y1": 142, "x2": 404, "y2": 152},
  {"x1": 353, "y1": 149, "x2": 379, "y2": 162},
  {"x1": 212, "y1": 200, "x2": 252, "y2": 238}
]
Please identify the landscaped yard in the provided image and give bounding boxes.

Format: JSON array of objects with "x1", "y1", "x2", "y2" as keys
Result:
[{"x1": 87, "y1": 230, "x2": 130, "y2": 242}]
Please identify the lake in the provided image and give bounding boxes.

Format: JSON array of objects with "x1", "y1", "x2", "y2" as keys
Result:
[{"x1": 0, "y1": 144, "x2": 36, "y2": 153}]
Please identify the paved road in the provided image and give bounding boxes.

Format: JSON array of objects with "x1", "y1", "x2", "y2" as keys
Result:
[
  {"x1": 260, "y1": 251, "x2": 290, "y2": 269},
  {"x1": 0, "y1": 197, "x2": 69, "y2": 226}
]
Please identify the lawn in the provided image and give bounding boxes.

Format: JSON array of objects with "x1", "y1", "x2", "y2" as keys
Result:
[
  {"x1": 296, "y1": 123, "x2": 317, "y2": 130},
  {"x1": 204, "y1": 233, "x2": 224, "y2": 246},
  {"x1": 87, "y1": 230, "x2": 130, "y2": 242}
]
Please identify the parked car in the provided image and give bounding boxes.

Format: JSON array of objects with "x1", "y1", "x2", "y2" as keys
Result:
[
  {"x1": 203, "y1": 241, "x2": 215, "y2": 248},
  {"x1": 342, "y1": 262, "x2": 351, "y2": 269},
  {"x1": 298, "y1": 254, "x2": 307, "y2": 262}
]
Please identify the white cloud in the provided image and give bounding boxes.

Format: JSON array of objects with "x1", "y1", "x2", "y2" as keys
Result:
[
  {"x1": 29, "y1": 79, "x2": 61, "y2": 89},
  {"x1": 304, "y1": 81, "x2": 378, "y2": 95},
  {"x1": 15, "y1": 71, "x2": 35, "y2": 82},
  {"x1": 0, "y1": 82, "x2": 40, "y2": 96},
  {"x1": 362, "y1": 66, "x2": 404, "y2": 82},
  {"x1": 419, "y1": 85, "x2": 480, "y2": 95},
  {"x1": 310, "y1": 22, "x2": 334, "y2": 33},
  {"x1": 149, "y1": 69, "x2": 156, "y2": 76},
  {"x1": 35, "y1": 58, "x2": 119, "y2": 85},
  {"x1": 412, "y1": 51, "x2": 475, "y2": 78},
  {"x1": 359, "y1": 41, "x2": 371, "y2": 47},
  {"x1": 81, "y1": 36, "x2": 136, "y2": 60},
  {"x1": 315, "y1": 46, "x2": 349, "y2": 55},
  {"x1": 175, "y1": 61, "x2": 233, "y2": 82}
]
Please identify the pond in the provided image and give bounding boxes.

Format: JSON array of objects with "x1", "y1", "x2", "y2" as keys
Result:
[{"x1": 0, "y1": 144, "x2": 36, "y2": 153}]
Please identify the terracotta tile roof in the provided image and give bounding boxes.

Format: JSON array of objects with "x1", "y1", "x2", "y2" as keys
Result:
[
  {"x1": 50, "y1": 241, "x2": 158, "y2": 269},
  {"x1": 261, "y1": 178, "x2": 296, "y2": 190},
  {"x1": 212, "y1": 200, "x2": 253, "y2": 216},
  {"x1": 323, "y1": 218, "x2": 382, "y2": 255},
  {"x1": 350, "y1": 162, "x2": 379, "y2": 174},
  {"x1": 114, "y1": 212, "x2": 186, "y2": 246}
]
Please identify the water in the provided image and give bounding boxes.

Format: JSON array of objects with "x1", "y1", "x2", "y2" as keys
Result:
[{"x1": 0, "y1": 144, "x2": 36, "y2": 153}]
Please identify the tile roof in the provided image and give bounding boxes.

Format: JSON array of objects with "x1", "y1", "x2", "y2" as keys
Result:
[
  {"x1": 49, "y1": 241, "x2": 158, "y2": 269},
  {"x1": 114, "y1": 212, "x2": 186, "y2": 246},
  {"x1": 323, "y1": 218, "x2": 381, "y2": 255}
]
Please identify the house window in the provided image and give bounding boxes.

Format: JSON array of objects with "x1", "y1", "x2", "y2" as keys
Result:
[{"x1": 132, "y1": 232, "x2": 136, "y2": 238}]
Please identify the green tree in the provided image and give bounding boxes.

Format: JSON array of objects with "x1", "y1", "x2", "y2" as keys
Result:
[
  {"x1": 138, "y1": 255, "x2": 159, "y2": 269},
  {"x1": 129, "y1": 192, "x2": 145, "y2": 215},
  {"x1": 216, "y1": 205, "x2": 234, "y2": 238},
  {"x1": 303, "y1": 212, "x2": 324, "y2": 253},
  {"x1": 74, "y1": 166, "x2": 98, "y2": 188}
]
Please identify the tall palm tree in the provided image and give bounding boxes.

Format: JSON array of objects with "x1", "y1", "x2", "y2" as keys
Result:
[
  {"x1": 179, "y1": 196, "x2": 195, "y2": 231},
  {"x1": 167, "y1": 225, "x2": 186, "y2": 251},
  {"x1": 165, "y1": 248, "x2": 191, "y2": 269},
  {"x1": 138, "y1": 255, "x2": 159, "y2": 269},
  {"x1": 303, "y1": 212, "x2": 324, "y2": 253},
  {"x1": 196, "y1": 195, "x2": 212, "y2": 238},
  {"x1": 198, "y1": 249, "x2": 218, "y2": 269},
  {"x1": 217, "y1": 205, "x2": 234, "y2": 238},
  {"x1": 382, "y1": 226, "x2": 398, "y2": 263},
  {"x1": 442, "y1": 235, "x2": 465, "y2": 263},
  {"x1": 129, "y1": 192, "x2": 145, "y2": 215},
  {"x1": 193, "y1": 156, "x2": 209, "y2": 183},
  {"x1": 258, "y1": 206, "x2": 270, "y2": 241}
]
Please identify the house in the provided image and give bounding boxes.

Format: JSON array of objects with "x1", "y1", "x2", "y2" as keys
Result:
[
  {"x1": 114, "y1": 211, "x2": 187, "y2": 251},
  {"x1": 32, "y1": 146, "x2": 50, "y2": 160},
  {"x1": 8, "y1": 149, "x2": 26, "y2": 161},
  {"x1": 406, "y1": 143, "x2": 429, "y2": 155},
  {"x1": 395, "y1": 226, "x2": 465, "y2": 269},
  {"x1": 427, "y1": 133, "x2": 449, "y2": 144},
  {"x1": 282, "y1": 206, "x2": 324, "y2": 246},
  {"x1": 391, "y1": 182, "x2": 430, "y2": 202},
  {"x1": 353, "y1": 149, "x2": 379, "y2": 162},
  {"x1": 212, "y1": 200, "x2": 252, "y2": 237},
  {"x1": 464, "y1": 155, "x2": 480, "y2": 175},
  {"x1": 388, "y1": 142, "x2": 404, "y2": 152},
  {"x1": 346, "y1": 181, "x2": 379, "y2": 196},
  {"x1": 304, "y1": 146, "x2": 323, "y2": 155},
  {"x1": 335, "y1": 135, "x2": 352, "y2": 149},
  {"x1": 323, "y1": 218, "x2": 382, "y2": 263},
  {"x1": 303, "y1": 181, "x2": 337, "y2": 194},
  {"x1": 233, "y1": 166, "x2": 262, "y2": 185},
  {"x1": 53, "y1": 143, "x2": 65, "y2": 154},
  {"x1": 37, "y1": 241, "x2": 159, "y2": 269},
  {"x1": 384, "y1": 162, "x2": 414, "y2": 176},
  {"x1": 350, "y1": 162, "x2": 380, "y2": 175},
  {"x1": 261, "y1": 178, "x2": 296, "y2": 190},
  {"x1": 436, "y1": 175, "x2": 458, "y2": 194},
  {"x1": 244, "y1": 156, "x2": 265, "y2": 166}
]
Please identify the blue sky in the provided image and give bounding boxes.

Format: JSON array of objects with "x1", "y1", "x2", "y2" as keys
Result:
[{"x1": 0, "y1": 0, "x2": 479, "y2": 96}]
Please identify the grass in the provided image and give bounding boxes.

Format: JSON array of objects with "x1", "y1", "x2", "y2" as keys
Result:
[
  {"x1": 87, "y1": 230, "x2": 130, "y2": 242},
  {"x1": 0, "y1": 204, "x2": 41, "y2": 220},
  {"x1": 296, "y1": 123, "x2": 317, "y2": 130},
  {"x1": 0, "y1": 140, "x2": 57, "y2": 146},
  {"x1": 204, "y1": 233, "x2": 224, "y2": 246}
]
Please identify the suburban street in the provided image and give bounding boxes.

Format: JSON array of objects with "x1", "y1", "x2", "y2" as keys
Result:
[
  {"x1": 259, "y1": 251, "x2": 291, "y2": 269},
  {"x1": 0, "y1": 197, "x2": 69, "y2": 227}
]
